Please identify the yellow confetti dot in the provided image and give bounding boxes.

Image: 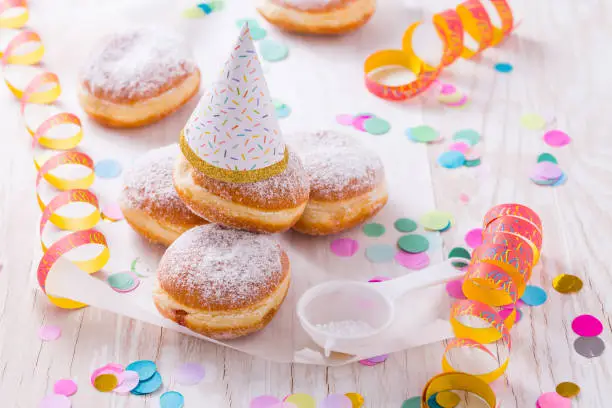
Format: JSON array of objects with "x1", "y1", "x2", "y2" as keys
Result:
[
  {"x1": 420, "y1": 211, "x2": 454, "y2": 231},
  {"x1": 345, "y1": 393, "x2": 365, "y2": 408},
  {"x1": 556, "y1": 381, "x2": 580, "y2": 398},
  {"x1": 436, "y1": 391, "x2": 460, "y2": 407},
  {"x1": 285, "y1": 393, "x2": 316, "y2": 408},
  {"x1": 552, "y1": 274, "x2": 583, "y2": 294},
  {"x1": 93, "y1": 373, "x2": 118, "y2": 392},
  {"x1": 520, "y1": 113, "x2": 546, "y2": 130}
]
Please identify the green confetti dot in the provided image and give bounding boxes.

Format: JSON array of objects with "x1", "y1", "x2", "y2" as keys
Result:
[
  {"x1": 249, "y1": 26, "x2": 267, "y2": 40},
  {"x1": 363, "y1": 223, "x2": 386, "y2": 237},
  {"x1": 407, "y1": 125, "x2": 439, "y2": 143},
  {"x1": 236, "y1": 18, "x2": 260, "y2": 29},
  {"x1": 537, "y1": 152, "x2": 558, "y2": 164},
  {"x1": 464, "y1": 158, "x2": 481, "y2": 167},
  {"x1": 401, "y1": 397, "x2": 421, "y2": 408},
  {"x1": 394, "y1": 218, "x2": 417, "y2": 233},
  {"x1": 452, "y1": 129, "x2": 481, "y2": 146},
  {"x1": 448, "y1": 247, "x2": 471, "y2": 260},
  {"x1": 107, "y1": 272, "x2": 135, "y2": 290},
  {"x1": 259, "y1": 39, "x2": 289, "y2": 62},
  {"x1": 397, "y1": 234, "x2": 429, "y2": 253},
  {"x1": 420, "y1": 211, "x2": 454, "y2": 231},
  {"x1": 452, "y1": 261, "x2": 469, "y2": 269},
  {"x1": 364, "y1": 117, "x2": 391, "y2": 135}
]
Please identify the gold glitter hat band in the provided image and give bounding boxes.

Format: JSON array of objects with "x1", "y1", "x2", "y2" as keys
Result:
[{"x1": 180, "y1": 131, "x2": 289, "y2": 183}]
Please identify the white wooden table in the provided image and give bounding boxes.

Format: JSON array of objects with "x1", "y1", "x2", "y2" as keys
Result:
[{"x1": 1, "y1": 0, "x2": 611, "y2": 407}]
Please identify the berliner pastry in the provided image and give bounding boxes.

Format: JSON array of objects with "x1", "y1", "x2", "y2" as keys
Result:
[
  {"x1": 290, "y1": 130, "x2": 388, "y2": 235},
  {"x1": 79, "y1": 27, "x2": 200, "y2": 128},
  {"x1": 153, "y1": 224, "x2": 291, "y2": 339},
  {"x1": 256, "y1": 0, "x2": 375, "y2": 35},
  {"x1": 174, "y1": 24, "x2": 310, "y2": 233},
  {"x1": 119, "y1": 144, "x2": 206, "y2": 246}
]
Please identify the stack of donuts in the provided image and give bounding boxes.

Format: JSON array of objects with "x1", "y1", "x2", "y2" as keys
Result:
[{"x1": 85, "y1": 26, "x2": 388, "y2": 339}]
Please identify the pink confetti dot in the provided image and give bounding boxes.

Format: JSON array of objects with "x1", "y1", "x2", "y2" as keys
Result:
[
  {"x1": 446, "y1": 95, "x2": 468, "y2": 107},
  {"x1": 572, "y1": 314, "x2": 603, "y2": 337},
  {"x1": 352, "y1": 115, "x2": 372, "y2": 132},
  {"x1": 39, "y1": 394, "x2": 71, "y2": 408},
  {"x1": 320, "y1": 394, "x2": 352, "y2": 408},
  {"x1": 359, "y1": 354, "x2": 389, "y2": 366},
  {"x1": 330, "y1": 238, "x2": 359, "y2": 257},
  {"x1": 90, "y1": 363, "x2": 124, "y2": 386},
  {"x1": 113, "y1": 370, "x2": 139, "y2": 394},
  {"x1": 250, "y1": 395, "x2": 281, "y2": 408},
  {"x1": 543, "y1": 129, "x2": 571, "y2": 147},
  {"x1": 440, "y1": 83, "x2": 456, "y2": 95},
  {"x1": 102, "y1": 203, "x2": 124, "y2": 221},
  {"x1": 335, "y1": 114, "x2": 354, "y2": 126},
  {"x1": 368, "y1": 275, "x2": 392, "y2": 283},
  {"x1": 38, "y1": 325, "x2": 61, "y2": 341},
  {"x1": 53, "y1": 379, "x2": 78, "y2": 396},
  {"x1": 449, "y1": 142, "x2": 471, "y2": 154},
  {"x1": 394, "y1": 251, "x2": 430, "y2": 270},
  {"x1": 531, "y1": 162, "x2": 563, "y2": 181},
  {"x1": 446, "y1": 279, "x2": 467, "y2": 300},
  {"x1": 464, "y1": 228, "x2": 483, "y2": 249},
  {"x1": 271, "y1": 404, "x2": 297, "y2": 408},
  {"x1": 459, "y1": 193, "x2": 470, "y2": 204},
  {"x1": 536, "y1": 392, "x2": 571, "y2": 408}
]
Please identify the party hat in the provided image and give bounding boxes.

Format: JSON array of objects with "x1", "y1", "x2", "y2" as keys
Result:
[{"x1": 180, "y1": 24, "x2": 288, "y2": 183}]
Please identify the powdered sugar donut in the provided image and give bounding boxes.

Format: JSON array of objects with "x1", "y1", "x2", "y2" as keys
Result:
[
  {"x1": 153, "y1": 224, "x2": 290, "y2": 339},
  {"x1": 289, "y1": 130, "x2": 388, "y2": 235},
  {"x1": 79, "y1": 27, "x2": 200, "y2": 128},
  {"x1": 257, "y1": 0, "x2": 375, "y2": 35},
  {"x1": 119, "y1": 144, "x2": 206, "y2": 246}
]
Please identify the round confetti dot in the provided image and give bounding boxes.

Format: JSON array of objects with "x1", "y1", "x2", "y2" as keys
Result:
[
  {"x1": 543, "y1": 129, "x2": 571, "y2": 147},
  {"x1": 401, "y1": 397, "x2": 420, "y2": 408},
  {"x1": 94, "y1": 159, "x2": 122, "y2": 179},
  {"x1": 352, "y1": 114, "x2": 372, "y2": 132},
  {"x1": 397, "y1": 234, "x2": 429, "y2": 253},
  {"x1": 272, "y1": 404, "x2": 298, "y2": 408},
  {"x1": 452, "y1": 129, "x2": 481, "y2": 146},
  {"x1": 344, "y1": 393, "x2": 364, "y2": 408},
  {"x1": 574, "y1": 336, "x2": 605, "y2": 358},
  {"x1": 114, "y1": 370, "x2": 140, "y2": 394},
  {"x1": 459, "y1": 193, "x2": 470, "y2": 204},
  {"x1": 536, "y1": 392, "x2": 571, "y2": 408},
  {"x1": 464, "y1": 159, "x2": 481, "y2": 167},
  {"x1": 551, "y1": 172, "x2": 568, "y2": 186},
  {"x1": 131, "y1": 371, "x2": 163, "y2": 395},
  {"x1": 197, "y1": 3, "x2": 212, "y2": 14},
  {"x1": 520, "y1": 285, "x2": 548, "y2": 306},
  {"x1": 330, "y1": 238, "x2": 359, "y2": 257},
  {"x1": 394, "y1": 218, "x2": 417, "y2": 232},
  {"x1": 250, "y1": 395, "x2": 281, "y2": 408},
  {"x1": 436, "y1": 391, "x2": 460, "y2": 408},
  {"x1": 464, "y1": 228, "x2": 483, "y2": 249},
  {"x1": 131, "y1": 257, "x2": 154, "y2": 277},
  {"x1": 160, "y1": 391, "x2": 185, "y2": 408},
  {"x1": 53, "y1": 379, "x2": 77, "y2": 396},
  {"x1": 499, "y1": 307, "x2": 522, "y2": 323},
  {"x1": 39, "y1": 394, "x2": 71, "y2": 408},
  {"x1": 102, "y1": 203, "x2": 124, "y2": 221},
  {"x1": 368, "y1": 275, "x2": 391, "y2": 282},
  {"x1": 520, "y1": 113, "x2": 546, "y2": 130},
  {"x1": 445, "y1": 94, "x2": 468, "y2": 107},
  {"x1": 364, "y1": 117, "x2": 391, "y2": 135},
  {"x1": 236, "y1": 18, "x2": 259, "y2": 29},
  {"x1": 537, "y1": 153, "x2": 558, "y2": 164},
  {"x1": 363, "y1": 223, "x2": 385, "y2": 237},
  {"x1": 394, "y1": 251, "x2": 430, "y2": 270},
  {"x1": 448, "y1": 142, "x2": 470, "y2": 154},
  {"x1": 275, "y1": 104, "x2": 291, "y2": 119},
  {"x1": 38, "y1": 325, "x2": 61, "y2": 341},
  {"x1": 320, "y1": 394, "x2": 352, "y2": 408},
  {"x1": 336, "y1": 114, "x2": 354, "y2": 126},
  {"x1": 420, "y1": 211, "x2": 454, "y2": 231},
  {"x1": 427, "y1": 394, "x2": 443, "y2": 408},
  {"x1": 572, "y1": 314, "x2": 603, "y2": 337},
  {"x1": 556, "y1": 382, "x2": 581, "y2": 399},
  {"x1": 552, "y1": 274, "x2": 583, "y2": 294},
  {"x1": 285, "y1": 393, "x2": 316, "y2": 408},
  {"x1": 93, "y1": 373, "x2": 118, "y2": 392},
  {"x1": 407, "y1": 125, "x2": 439, "y2": 143},
  {"x1": 259, "y1": 39, "x2": 289, "y2": 62},
  {"x1": 445, "y1": 279, "x2": 466, "y2": 300},
  {"x1": 358, "y1": 354, "x2": 388, "y2": 366},
  {"x1": 437, "y1": 151, "x2": 466, "y2": 169},
  {"x1": 365, "y1": 244, "x2": 396, "y2": 263},
  {"x1": 249, "y1": 26, "x2": 267, "y2": 40},
  {"x1": 126, "y1": 360, "x2": 157, "y2": 382},
  {"x1": 90, "y1": 364, "x2": 123, "y2": 385},
  {"x1": 107, "y1": 272, "x2": 139, "y2": 292},
  {"x1": 494, "y1": 62, "x2": 513, "y2": 73},
  {"x1": 173, "y1": 362, "x2": 205, "y2": 386}
]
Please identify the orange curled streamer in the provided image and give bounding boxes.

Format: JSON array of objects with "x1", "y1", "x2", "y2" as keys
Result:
[
  {"x1": 421, "y1": 204, "x2": 542, "y2": 407},
  {"x1": 364, "y1": 0, "x2": 515, "y2": 101},
  {"x1": 1, "y1": 0, "x2": 110, "y2": 309}
]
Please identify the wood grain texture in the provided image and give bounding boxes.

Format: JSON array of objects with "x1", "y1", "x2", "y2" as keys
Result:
[{"x1": 1, "y1": 0, "x2": 611, "y2": 406}]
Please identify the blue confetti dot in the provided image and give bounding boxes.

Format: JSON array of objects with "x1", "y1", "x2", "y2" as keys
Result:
[
  {"x1": 437, "y1": 151, "x2": 466, "y2": 169},
  {"x1": 427, "y1": 394, "x2": 444, "y2": 408},
  {"x1": 551, "y1": 172, "x2": 568, "y2": 186},
  {"x1": 275, "y1": 104, "x2": 291, "y2": 118},
  {"x1": 521, "y1": 285, "x2": 548, "y2": 306},
  {"x1": 126, "y1": 360, "x2": 157, "y2": 382},
  {"x1": 197, "y1": 3, "x2": 212, "y2": 13},
  {"x1": 494, "y1": 62, "x2": 513, "y2": 73},
  {"x1": 94, "y1": 159, "x2": 122, "y2": 179},
  {"x1": 160, "y1": 391, "x2": 185, "y2": 408},
  {"x1": 365, "y1": 244, "x2": 396, "y2": 263},
  {"x1": 131, "y1": 371, "x2": 162, "y2": 395}
]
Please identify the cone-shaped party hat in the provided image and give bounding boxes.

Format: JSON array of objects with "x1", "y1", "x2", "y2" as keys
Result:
[{"x1": 180, "y1": 24, "x2": 288, "y2": 183}]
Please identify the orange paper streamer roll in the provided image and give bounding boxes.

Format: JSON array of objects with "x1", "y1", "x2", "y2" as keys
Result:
[
  {"x1": 1, "y1": 0, "x2": 110, "y2": 309},
  {"x1": 364, "y1": 0, "x2": 515, "y2": 101}
]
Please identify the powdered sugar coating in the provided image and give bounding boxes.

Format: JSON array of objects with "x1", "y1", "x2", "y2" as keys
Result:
[
  {"x1": 157, "y1": 224, "x2": 285, "y2": 310},
  {"x1": 120, "y1": 144, "x2": 203, "y2": 226},
  {"x1": 81, "y1": 27, "x2": 196, "y2": 101},
  {"x1": 288, "y1": 130, "x2": 384, "y2": 201}
]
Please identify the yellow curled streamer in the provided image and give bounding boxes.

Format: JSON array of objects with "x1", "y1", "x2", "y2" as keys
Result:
[{"x1": 1, "y1": 0, "x2": 110, "y2": 309}]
